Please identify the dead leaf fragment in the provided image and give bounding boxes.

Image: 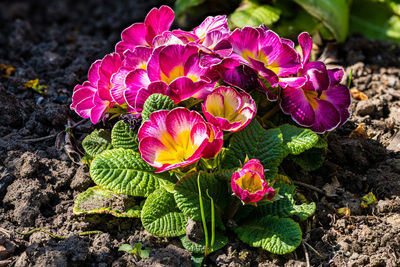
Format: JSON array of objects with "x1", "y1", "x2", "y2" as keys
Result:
[
  {"x1": 350, "y1": 88, "x2": 368, "y2": 100},
  {"x1": 360, "y1": 192, "x2": 377, "y2": 208},
  {"x1": 0, "y1": 64, "x2": 16, "y2": 78},
  {"x1": 349, "y1": 124, "x2": 368, "y2": 139},
  {"x1": 336, "y1": 207, "x2": 351, "y2": 216},
  {"x1": 24, "y1": 78, "x2": 48, "y2": 94}
]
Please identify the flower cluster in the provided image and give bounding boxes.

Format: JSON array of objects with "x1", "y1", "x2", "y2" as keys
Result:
[{"x1": 71, "y1": 6, "x2": 351, "y2": 204}]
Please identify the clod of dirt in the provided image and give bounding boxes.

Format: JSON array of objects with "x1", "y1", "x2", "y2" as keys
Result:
[
  {"x1": 185, "y1": 218, "x2": 204, "y2": 242},
  {"x1": 137, "y1": 244, "x2": 191, "y2": 267},
  {"x1": 70, "y1": 165, "x2": 93, "y2": 191}
]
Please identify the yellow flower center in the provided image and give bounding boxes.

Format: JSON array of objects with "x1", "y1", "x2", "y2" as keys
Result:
[
  {"x1": 303, "y1": 89, "x2": 319, "y2": 109},
  {"x1": 155, "y1": 129, "x2": 199, "y2": 165},
  {"x1": 161, "y1": 65, "x2": 199, "y2": 84},
  {"x1": 235, "y1": 172, "x2": 263, "y2": 193}
]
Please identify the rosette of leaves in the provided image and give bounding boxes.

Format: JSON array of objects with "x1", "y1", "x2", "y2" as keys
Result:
[{"x1": 74, "y1": 94, "x2": 322, "y2": 256}]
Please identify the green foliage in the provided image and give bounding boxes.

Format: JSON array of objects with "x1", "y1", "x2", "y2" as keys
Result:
[
  {"x1": 256, "y1": 184, "x2": 316, "y2": 221},
  {"x1": 180, "y1": 232, "x2": 228, "y2": 254},
  {"x1": 235, "y1": 215, "x2": 302, "y2": 254},
  {"x1": 229, "y1": 1, "x2": 281, "y2": 28},
  {"x1": 73, "y1": 186, "x2": 141, "y2": 218},
  {"x1": 82, "y1": 129, "x2": 113, "y2": 157},
  {"x1": 223, "y1": 119, "x2": 284, "y2": 176},
  {"x1": 90, "y1": 148, "x2": 170, "y2": 197},
  {"x1": 118, "y1": 243, "x2": 151, "y2": 259},
  {"x1": 289, "y1": 147, "x2": 327, "y2": 171},
  {"x1": 141, "y1": 94, "x2": 176, "y2": 122},
  {"x1": 174, "y1": 0, "x2": 206, "y2": 17},
  {"x1": 294, "y1": 0, "x2": 349, "y2": 42},
  {"x1": 111, "y1": 121, "x2": 138, "y2": 151},
  {"x1": 174, "y1": 172, "x2": 228, "y2": 229},
  {"x1": 279, "y1": 124, "x2": 319, "y2": 157},
  {"x1": 350, "y1": 0, "x2": 400, "y2": 43},
  {"x1": 141, "y1": 187, "x2": 188, "y2": 237}
]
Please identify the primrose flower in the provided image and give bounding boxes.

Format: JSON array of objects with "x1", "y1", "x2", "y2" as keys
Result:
[
  {"x1": 138, "y1": 107, "x2": 211, "y2": 172},
  {"x1": 115, "y1": 5, "x2": 175, "y2": 55},
  {"x1": 71, "y1": 53, "x2": 125, "y2": 124},
  {"x1": 202, "y1": 86, "x2": 256, "y2": 132},
  {"x1": 227, "y1": 27, "x2": 304, "y2": 95},
  {"x1": 280, "y1": 33, "x2": 351, "y2": 133},
  {"x1": 202, "y1": 123, "x2": 224, "y2": 159},
  {"x1": 231, "y1": 159, "x2": 275, "y2": 203}
]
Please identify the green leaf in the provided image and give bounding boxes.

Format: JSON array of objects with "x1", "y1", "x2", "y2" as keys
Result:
[
  {"x1": 141, "y1": 187, "x2": 188, "y2": 237},
  {"x1": 90, "y1": 148, "x2": 170, "y2": 197},
  {"x1": 313, "y1": 135, "x2": 328, "y2": 148},
  {"x1": 174, "y1": 172, "x2": 228, "y2": 229},
  {"x1": 180, "y1": 232, "x2": 228, "y2": 254},
  {"x1": 82, "y1": 129, "x2": 113, "y2": 157},
  {"x1": 141, "y1": 94, "x2": 176, "y2": 122},
  {"x1": 111, "y1": 121, "x2": 138, "y2": 151},
  {"x1": 289, "y1": 147, "x2": 326, "y2": 171},
  {"x1": 73, "y1": 186, "x2": 141, "y2": 218},
  {"x1": 118, "y1": 244, "x2": 134, "y2": 253},
  {"x1": 350, "y1": 0, "x2": 400, "y2": 43},
  {"x1": 174, "y1": 0, "x2": 206, "y2": 17},
  {"x1": 294, "y1": 0, "x2": 349, "y2": 42},
  {"x1": 279, "y1": 124, "x2": 319, "y2": 157},
  {"x1": 223, "y1": 119, "x2": 284, "y2": 176},
  {"x1": 229, "y1": 1, "x2": 281, "y2": 28},
  {"x1": 235, "y1": 215, "x2": 302, "y2": 254},
  {"x1": 256, "y1": 184, "x2": 315, "y2": 221}
]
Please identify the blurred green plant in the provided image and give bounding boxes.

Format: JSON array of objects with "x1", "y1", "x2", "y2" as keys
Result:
[{"x1": 174, "y1": 0, "x2": 400, "y2": 43}]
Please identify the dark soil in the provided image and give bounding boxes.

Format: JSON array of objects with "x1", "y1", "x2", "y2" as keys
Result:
[{"x1": 1, "y1": 1, "x2": 399, "y2": 266}]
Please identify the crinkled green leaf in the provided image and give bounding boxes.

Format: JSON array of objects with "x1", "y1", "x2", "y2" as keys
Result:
[
  {"x1": 350, "y1": 0, "x2": 400, "y2": 43},
  {"x1": 256, "y1": 184, "x2": 315, "y2": 221},
  {"x1": 229, "y1": 1, "x2": 281, "y2": 28},
  {"x1": 73, "y1": 186, "x2": 141, "y2": 218},
  {"x1": 235, "y1": 215, "x2": 302, "y2": 254},
  {"x1": 141, "y1": 94, "x2": 176, "y2": 122},
  {"x1": 174, "y1": 172, "x2": 228, "y2": 229},
  {"x1": 111, "y1": 121, "x2": 138, "y2": 151},
  {"x1": 289, "y1": 147, "x2": 327, "y2": 171},
  {"x1": 180, "y1": 232, "x2": 228, "y2": 254},
  {"x1": 294, "y1": 0, "x2": 349, "y2": 42},
  {"x1": 313, "y1": 135, "x2": 328, "y2": 148},
  {"x1": 279, "y1": 124, "x2": 319, "y2": 157},
  {"x1": 223, "y1": 119, "x2": 284, "y2": 176},
  {"x1": 141, "y1": 187, "x2": 188, "y2": 237},
  {"x1": 82, "y1": 129, "x2": 113, "y2": 157},
  {"x1": 90, "y1": 148, "x2": 170, "y2": 197}
]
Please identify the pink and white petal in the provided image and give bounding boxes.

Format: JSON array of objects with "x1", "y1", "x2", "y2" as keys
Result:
[
  {"x1": 298, "y1": 32, "x2": 313, "y2": 65},
  {"x1": 74, "y1": 97, "x2": 94, "y2": 118},
  {"x1": 139, "y1": 137, "x2": 167, "y2": 168},
  {"x1": 134, "y1": 81, "x2": 169, "y2": 112},
  {"x1": 71, "y1": 83, "x2": 96, "y2": 110},
  {"x1": 165, "y1": 108, "x2": 204, "y2": 139},
  {"x1": 171, "y1": 29, "x2": 198, "y2": 43},
  {"x1": 202, "y1": 30, "x2": 229, "y2": 49},
  {"x1": 153, "y1": 31, "x2": 187, "y2": 47},
  {"x1": 144, "y1": 5, "x2": 175, "y2": 45},
  {"x1": 125, "y1": 69, "x2": 151, "y2": 91},
  {"x1": 274, "y1": 43, "x2": 301, "y2": 76},
  {"x1": 184, "y1": 54, "x2": 207, "y2": 78},
  {"x1": 213, "y1": 39, "x2": 233, "y2": 58},
  {"x1": 155, "y1": 152, "x2": 203, "y2": 173},
  {"x1": 110, "y1": 68, "x2": 131, "y2": 105},
  {"x1": 190, "y1": 122, "x2": 209, "y2": 147},
  {"x1": 193, "y1": 15, "x2": 229, "y2": 39},
  {"x1": 259, "y1": 30, "x2": 282, "y2": 61},
  {"x1": 280, "y1": 38, "x2": 295, "y2": 48},
  {"x1": 138, "y1": 110, "x2": 169, "y2": 141},
  {"x1": 88, "y1": 60, "x2": 101, "y2": 86},
  {"x1": 146, "y1": 46, "x2": 164, "y2": 82},
  {"x1": 216, "y1": 86, "x2": 243, "y2": 114},
  {"x1": 310, "y1": 99, "x2": 341, "y2": 133},
  {"x1": 280, "y1": 87, "x2": 315, "y2": 127},
  {"x1": 158, "y1": 44, "x2": 198, "y2": 77}
]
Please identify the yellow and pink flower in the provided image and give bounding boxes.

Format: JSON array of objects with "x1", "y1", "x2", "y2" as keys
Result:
[
  {"x1": 202, "y1": 86, "x2": 256, "y2": 132},
  {"x1": 231, "y1": 159, "x2": 275, "y2": 203},
  {"x1": 138, "y1": 107, "x2": 214, "y2": 172}
]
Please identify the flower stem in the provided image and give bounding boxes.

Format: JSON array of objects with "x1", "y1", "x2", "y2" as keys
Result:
[
  {"x1": 206, "y1": 189, "x2": 215, "y2": 251},
  {"x1": 197, "y1": 174, "x2": 209, "y2": 256}
]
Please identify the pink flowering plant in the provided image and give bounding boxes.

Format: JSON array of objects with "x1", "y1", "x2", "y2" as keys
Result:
[{"x1": 71, "y1": 6, "x2": 350, "y2": 259}]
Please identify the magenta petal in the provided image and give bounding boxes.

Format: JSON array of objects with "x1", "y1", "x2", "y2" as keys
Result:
[
  {"x1": 202, "y1": 123, "x2": 223, "y2": 159},
  {"x1": 88, "y1": 60, "x2": 101, "y2": 86},
  {"x1": 138, "y1": 110, "x2": 169, "y2": 141},
  {"x1": 281, "y1": 38, "x2": 295, "y2": 48},
  {"x1": 228, "y1": 27, "x2": 260, "y2": 59},
  {"x1": 158, "y1": 44, "x2": 198, "y2": 78},
  {"x1": 302, "y1": 61, "x2": 329, "y2": 93},
  {"x1": 273, "y1": 43, "x2": 301, "y2": 76},
  {"x1": 123, "y1": 46, "x2": 152, "y2": 69},
  {"x1": 310, "y1": 99, "x2": 340, "y2": 133},
  {"x1": 125, "y1": 69, "x2": 151, "y2": 91},
  {"x1": 280, "y1": 87, "x2": 315, "y2": 127},
  {"x1": 144, "y1": 5, "x2": 175, "y2": 45},
  {"x1": 322, "y1": 84, "x2": 351, "y2": 125},
  {"x1": 134, "y1": 81, "x2": 169, "y2": 112},
  {"x1": 190, "y1": 122, "x2": 209, "y2": 148},
  {"x1": 243, "y1": 159, "x2": 264, "y2": 178},
  {"x1": 71, "y1": 83, "x2": 95, "y2": 110},
  {"x1": 279, "y1": 76, "x2": 307, "y2": 88},
  {"x1": 74, "y1": 97, "x2": 94, "y2": 118},
  {"x1": 248, "y1": 57, "x2": 279, "y2": 86},
  {"x1": 116, "y1": 23, "x2": 147, "y2": 55},
  {"x1": 328, "y1": 68, "x2": 344, "y2": 85},
  {"x1": 193, "y1": 15, "x2": 229, "y2": 40},
  {"x1": 298, "y1": 32, "x2": 312, "y2": 65},
  {"x1": 168, "y1": 77, "x2": 202, "y2": 103}
]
